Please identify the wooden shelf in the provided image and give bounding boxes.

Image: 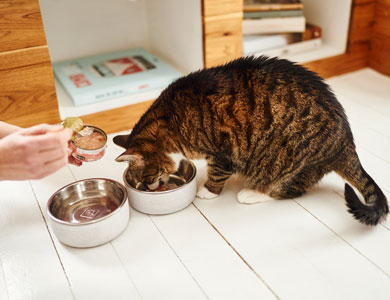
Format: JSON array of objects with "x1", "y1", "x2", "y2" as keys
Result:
[{"x1": 0, "y1": 0, "x2": 386, "y2": 131}]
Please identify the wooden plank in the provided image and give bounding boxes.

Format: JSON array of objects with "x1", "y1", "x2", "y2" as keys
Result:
[
  {"x1": 303, "y1": 41, "x2": 370, "y2": 78},
  {"x1": 0, "y1": 180, "x2": 73, "y2": 300},
  {"x1": 203, "y1": 0, "x2": 242, "y2": 17},
  {"x1": 30, "y1": 167, "x2": 141, "y2": 300},
  {"x1": 348, "y1": 2, "x2": 376, "y2": 44},
  {"x1": 327, "y1": 69, "x2": 390, "y2": 124},
  {"x1": 354, "y1": 0, "x2": 376, "y2": 4},
  {"x1": 111, "y1": 211, "x2": 207, "y2": 300},
  {"x1": 194, "y1": 183, "x2": 390, "y2": 300},
  {"x1": 299, "y1": 174, "x2": 390, "y2": 274},
  {"x1": 80, "y1": 99, "x2": 155, "y2": 134},
  {"x1": 369, "y1": 0, "x2": 390, "y2": 75},
  {"x1": 0, "y1": 259, "x2": 9, "y2": 300},
  {"x1": 203, "y1": 12, "x2": 243, "y2": 67},
  {"x1": 0, "y1": 46, "x2": 60, "y2": 127},
  {"x1": 150, "y1": 204, "x2": 277, "y2": 299},
  {"x1": 0, "y1": 0, "x2": 47, "y2": 52}
]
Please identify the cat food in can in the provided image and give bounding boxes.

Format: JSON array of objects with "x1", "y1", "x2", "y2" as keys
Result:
[{"x1": 70, "y1": 125, "x2": 107, "y2": 162}]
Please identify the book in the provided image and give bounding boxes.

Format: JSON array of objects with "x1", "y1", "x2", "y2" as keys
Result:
[
  {"x1": 244, "y1": 9, "x2": 303, "y2": 19},
  {"x1": 52, "y1": 48, "x2": 182, "y2": 106},
  {"x1": 243, "y1": 34, "x2": 290, "y2": 55},
  {"x1": 243, "y1": 23, "x2": 323, "y2": 56},
  {"x1": 302, "y1": 23, "x2": 322, "y2": 40},
  {"x1": 242, "y1": 16, "x2": 306, "y2": 35},
  {"x1": 258, "y1": 38, "x2": 322, "y2": 57},
  {"x1": 244, "y1": 0, "x2": 303, "y2": 12}
]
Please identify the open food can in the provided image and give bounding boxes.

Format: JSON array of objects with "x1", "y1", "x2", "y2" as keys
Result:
[{"x1": 70, "y1": 125, "x2": 107, "y2": 162}]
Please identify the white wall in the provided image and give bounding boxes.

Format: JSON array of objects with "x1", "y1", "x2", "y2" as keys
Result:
[
  {"x1": 146, "y1": 0, "x2": 203, "y2": 73},
  {"x1": 302, "y1": 0, "x2": 352, "y2": 51},
  {"x1": 39, "y1": 0, "x2": 203, "y2": 73},
  {"x1": 39, "y1": 0, "x2": 150, "y2": 62}
]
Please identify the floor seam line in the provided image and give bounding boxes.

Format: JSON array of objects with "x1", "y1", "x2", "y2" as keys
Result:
[
  {"x1": 28, "y1": 180, "x2": 76, "y2": 300},
  {"x1": 192, "y1": 202, "x2": 281, "y2": 300},
  {"x1": 148, "y1": 214, "x2": 210, "y2": 300},
  {"x1": 294, "y1": 199, "x2": 390, "y2": 278},
  {"x1": 110, "y1": 242, "x2": 144, "y2": 300}
]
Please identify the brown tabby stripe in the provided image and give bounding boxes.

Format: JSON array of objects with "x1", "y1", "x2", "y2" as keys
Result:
[{"x1": 115, "y1": 56, "x2": 387, "y2": 226}]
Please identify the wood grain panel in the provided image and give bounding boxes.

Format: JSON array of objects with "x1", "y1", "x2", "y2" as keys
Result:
[
  {"x1": 369, "y1": 0, "x2": 390, "y2": 75},
  {"x1": 353, "y1": 0, "x2": 376, "y2": 4},
  {"x1": 0, "y1": 46, "x2": 60, "y2": 127},
  {"x1": 0, "y1": 0, "x2": 47, "y2": 52},
  {"x1": 301, "y1": 0, "x2": 375, "y2": 78},
  {"x1": 203, "y1": 0, "x2": 242, "y2": 17},
  {"x1": 81, "y1": 100, "x2": 155, "y2": 134},
  {"x1": 348, "y1": 2, "x2": 376, "y2": 43},
  {"x1": 304, "y1": 42, "x2": 370, "y2": 79},
  {"x1": 204, "y1": 12, "x2": 243, "y2": 67}
]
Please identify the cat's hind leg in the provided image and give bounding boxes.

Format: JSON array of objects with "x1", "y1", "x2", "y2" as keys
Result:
[
  {"x1": 237, "y1": 189, "x2": 275, "y2": 204},
  {"x1": 268, "y1": 165, "x2": 326, "y2": 199}
]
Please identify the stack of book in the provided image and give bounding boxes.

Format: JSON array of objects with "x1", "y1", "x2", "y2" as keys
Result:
[{"x1": 242, "y1": 0, "x2": 322, "y2": 57}]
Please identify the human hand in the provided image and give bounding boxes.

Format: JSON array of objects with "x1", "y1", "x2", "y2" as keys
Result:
[{"x1": 0, "y1": 123, "x2": 76, "y2": 180}]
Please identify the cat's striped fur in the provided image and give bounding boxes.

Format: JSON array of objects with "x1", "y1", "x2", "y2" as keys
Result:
[{"x1": 114, "y1": 56, "x2": 388, "y2": 225}]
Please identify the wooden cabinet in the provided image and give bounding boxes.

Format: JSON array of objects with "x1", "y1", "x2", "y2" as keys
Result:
[
  {"x1": 0, "y1": 0, "x2": 388, "y2": 133},
  {"x1": 202, "y1": 0, "x2": 243, "y2": 67},
  {"x1": 0, "y1": 0, "x2": 60, "y2": 128},
  {"x1": 203, "y1": 0, "x2": 381, "y2": 79},
  {"x1": 369, "y1": 0, "x2": 390, "y2": 75}
]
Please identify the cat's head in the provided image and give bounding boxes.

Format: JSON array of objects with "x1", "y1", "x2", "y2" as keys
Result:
[{"x1": 113, "y1": 134, "x2": 175, "y2": 190}]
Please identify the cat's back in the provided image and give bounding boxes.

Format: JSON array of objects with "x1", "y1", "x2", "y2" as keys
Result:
[
  {"x1": 158, "y1": 56, "x2": 347, "y2": 132},
  {"x1": 165, "y1": 56, "x2": 332, "y2": 102}
]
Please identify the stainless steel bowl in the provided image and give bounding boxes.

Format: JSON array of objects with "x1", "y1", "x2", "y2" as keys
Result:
[
  {"x1": 123, "y1": 159, "x2": 197, "y2": 215},
  {"x1": 47, "y1": 178, "x2": 129, "y2": 248}
]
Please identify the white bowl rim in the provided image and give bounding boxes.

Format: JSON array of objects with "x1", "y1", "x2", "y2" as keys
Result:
[
  {"x1": 47, "y1": 178, "x2": 128, "y2": 227},
  {"x1": 123, "y1": 160, "x2": 197, "y2": 195}
]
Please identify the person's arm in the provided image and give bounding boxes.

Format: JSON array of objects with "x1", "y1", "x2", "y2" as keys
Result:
[
  {"x1": 0, "y1": 123, "x2": 74, "y2": 180},
  {"x1": 0, "y1": 121, "x2": 20, "y2": 138}
]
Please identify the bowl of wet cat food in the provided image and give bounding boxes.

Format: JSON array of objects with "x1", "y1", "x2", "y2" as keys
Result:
[
  {"x1": 47, "y1": 178, "x2": 129, "y2": 248},
  {"x1": 123, "y1": 159, "x2": 197, "y2": 215},
  {"x1": 63, "y1": 117, "x2": 107, "y2": 162}
]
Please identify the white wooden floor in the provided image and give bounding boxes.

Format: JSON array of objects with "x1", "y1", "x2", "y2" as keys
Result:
[{"x1": 1, "y1": 68, "x2": 390, "y2": 300}]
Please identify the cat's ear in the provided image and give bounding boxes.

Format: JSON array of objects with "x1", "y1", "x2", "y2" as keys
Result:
[
  {"x1": 113, "y1": 134, "x2": 129, "y2": 149},
  {"x1": 115, "y1": 152, "x2": 145, "y2": 168}
]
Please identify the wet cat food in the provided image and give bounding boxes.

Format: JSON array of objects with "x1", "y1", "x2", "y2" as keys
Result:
[
  {"x1": 70, "y1": 126, "x2": 107, "y2": 162},
  {"x1": 74, "y1": 130, "x2": 106, "y2": 150}
]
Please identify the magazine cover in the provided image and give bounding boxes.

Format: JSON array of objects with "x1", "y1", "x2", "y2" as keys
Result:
[{"x1": 53, "y1": 48, "x2": 182, "y2": 106}]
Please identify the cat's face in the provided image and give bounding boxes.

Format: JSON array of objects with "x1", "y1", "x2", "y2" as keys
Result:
[{"x1": 113, "y1": 134, "x2": 175, "y2": 190}]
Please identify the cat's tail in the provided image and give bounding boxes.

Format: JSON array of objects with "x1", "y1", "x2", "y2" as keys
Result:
[{"x1": 336, "y1": 147, "x2": 389, "y2": 226}]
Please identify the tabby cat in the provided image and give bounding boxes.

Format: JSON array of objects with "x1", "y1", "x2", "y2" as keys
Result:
[{"x1": 114, "y1": 56, "x2": 388, "y2": 226}]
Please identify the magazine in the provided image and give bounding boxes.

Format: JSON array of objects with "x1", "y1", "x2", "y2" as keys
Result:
[{"x1": 53, "y1": 48, "x2": 182, "y2": 106}]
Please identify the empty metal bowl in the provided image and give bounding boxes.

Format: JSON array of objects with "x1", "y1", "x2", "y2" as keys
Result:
[
  {"x1": 47, "y1": 178, "x2": 129, "y2": 248},
  {"x1": 123, "y1": 159, "x2": 197, "y2": 215}
]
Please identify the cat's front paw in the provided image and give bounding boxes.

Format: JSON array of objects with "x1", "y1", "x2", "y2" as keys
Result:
[
  {"x1": 237, "y1": 189, "x2": 274, "y2": 204},
  {"x1": 196, "y1": 185, "x2": 218, "y2": 199}
]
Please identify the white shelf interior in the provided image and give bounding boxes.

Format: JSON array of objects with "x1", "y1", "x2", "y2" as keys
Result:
[
  {"x1": 245, "y1": 0, "x2": 352, "y2": 63},
  {"x1": 38, "y1": 0, "x2": 203, "y2": 119}
]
